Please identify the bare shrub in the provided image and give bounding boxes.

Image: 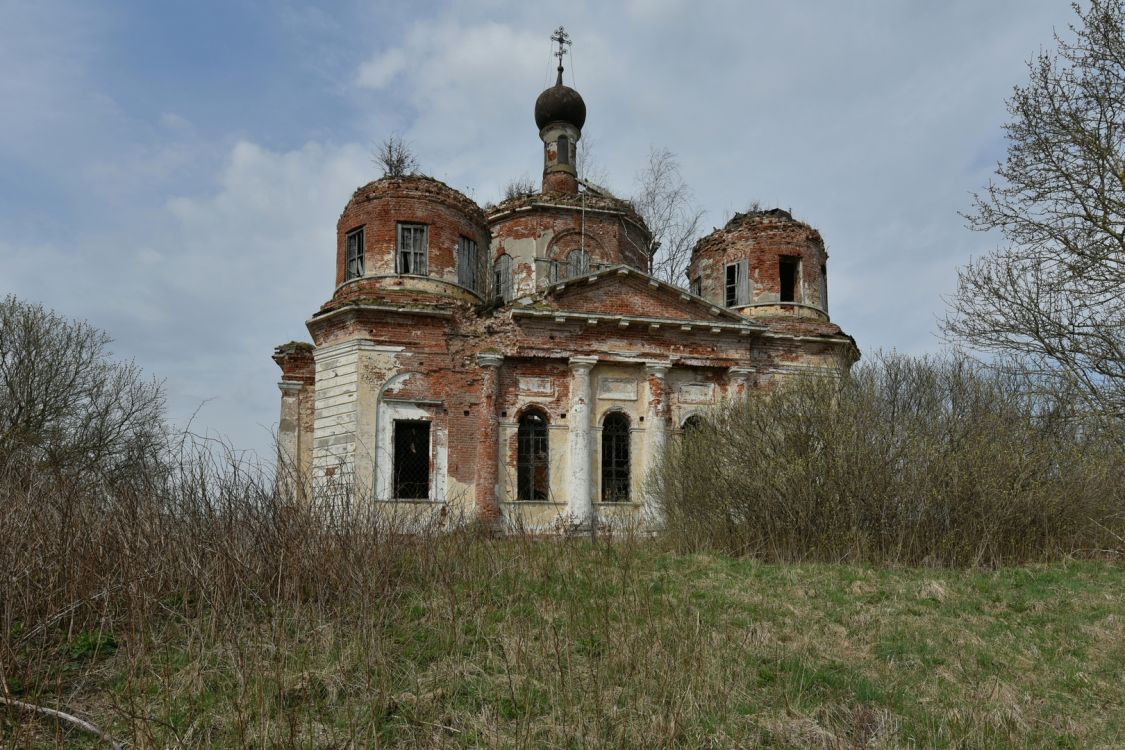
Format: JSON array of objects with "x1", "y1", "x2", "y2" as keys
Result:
[
  {"x1": 655, "y1": 352, "x2": 1125, "y2": 565},
  {"x1": 502, "y1": 175, "x2": 537, "y2": 200},
  {"x1": 373, "y1": 134, "x2": 420, "y2": 178}
]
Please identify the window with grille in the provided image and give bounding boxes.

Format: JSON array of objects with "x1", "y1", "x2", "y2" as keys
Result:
[
  {"x1": 779, "y1": 256, "x2": 800, "y2": 303},
  {"x1": 345, "y1": 227, "x2": 365, "y2": 280},
  {"x1": 567, "y1": 249, "x2": 590, "y2": 278},
  {"x1": 457, "y1": 236, "x2": 478, "y2": 290},
  {"x1": 393, "y1": 420, "x2": 430, "y2": 499},
  {"x1": 725, "y1": 260, "x2": 748, "y2": 307},
  {"x1": 396, "y1": 223, "x2": 428, "y2": 275},
  {"x1": 494, "y1": 254, "x2": 513, "y2": 302},
  {"x1": 601, "y1": 412, "x2": 630, "y2": 502},
  {"x1": 516, "y1": 409, "x2": 549, "y2": 500}
]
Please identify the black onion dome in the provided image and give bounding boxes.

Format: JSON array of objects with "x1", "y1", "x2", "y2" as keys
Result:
[{"x1": 534, "y1": 74, "x2": 586, "y2": 130}]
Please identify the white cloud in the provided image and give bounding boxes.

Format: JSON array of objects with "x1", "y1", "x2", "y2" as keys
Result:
[
  {"x1": 1, "y1": 0, "x2": 1085, "y2": 459},
  {"x1": 2, "y1": 137, "x2": 372, "y2": 455},
  {"x1": 356, "y1": 47, "x2": 408, "y2": 89}
]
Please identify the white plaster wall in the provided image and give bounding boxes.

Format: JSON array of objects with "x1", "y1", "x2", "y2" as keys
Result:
[
  {"x1": 374, "y1": 397, "x2": 447, "y2": 503},
  {"x1": 312, "y1": 341, "x2": 362, "y2": 487},
  {"x1": 491, "y1": 228, "x2": 555, "y2": 298}
]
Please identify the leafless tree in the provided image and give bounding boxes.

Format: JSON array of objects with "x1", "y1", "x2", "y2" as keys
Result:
[
  {"x1": 943, "y1": 0, "x2": 1125, "y2": 419},
  {"x1": 373, "y1": 134, "x2": 420, "y2": 178},
  {"x1": 632, "y1": 147, "x2": 704, "y2": 286},
  {"x1": 578, "y1": 135, "x2": 614, "y2": 193},
  {"x1": 0, "y1": 295, "x2": 166, "y2": 484},
  {"x1": 502, "y1": 175, "x2": 537, "y2": 200}
]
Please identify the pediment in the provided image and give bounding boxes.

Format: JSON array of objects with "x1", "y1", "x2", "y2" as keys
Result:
[{"x1": 534, "y1": 265, "x2": 748, "y2": 324}]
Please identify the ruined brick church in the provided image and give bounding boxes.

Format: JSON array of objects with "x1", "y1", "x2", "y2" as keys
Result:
[{"x1": 273, "y1": 39, "x2": 858, "y2": 529}]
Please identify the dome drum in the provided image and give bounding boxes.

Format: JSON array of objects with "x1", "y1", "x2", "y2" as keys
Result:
[
  {"x1": 688, "y1": 210, "x2": 831, "y2": 321},
  {"x1": 331, "y1": 176, "x2": 490, "y2": 305}
]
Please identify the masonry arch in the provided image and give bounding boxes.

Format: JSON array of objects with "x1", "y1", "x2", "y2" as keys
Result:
[
  {"x1": 681, "y1": 413, "x2": 709, "y2": 433},
  {"x1": 546, "y1": 229, "x2": 604, "y2": 280}
]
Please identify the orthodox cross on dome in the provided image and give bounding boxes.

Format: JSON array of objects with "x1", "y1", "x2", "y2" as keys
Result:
[{"x1": 551, "y1": 26, "x2": 571, "y2": 84}]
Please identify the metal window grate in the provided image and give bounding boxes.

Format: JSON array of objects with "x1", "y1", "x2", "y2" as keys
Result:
[
  {"x1": 517, "y1": 410, "x2": 549, "y2": 500},
  {"x1": 601, "y1": 412, "x2": 630, "y2": 502},
  {"x1": 567, "y1": 249, "x2": 590, "y2": 278},
  {"x1": 393, "y1": 420, "x2": 430, "y2": 499}
]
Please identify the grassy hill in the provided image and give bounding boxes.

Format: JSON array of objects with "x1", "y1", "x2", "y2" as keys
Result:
[{"x1": 5, "y1": 536, "x2": 1123, "y2": 748}]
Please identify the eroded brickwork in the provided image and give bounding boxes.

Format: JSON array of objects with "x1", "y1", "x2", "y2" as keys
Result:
[{"x1": 272, "y1": 78, "x2": 860, "y2": 531}]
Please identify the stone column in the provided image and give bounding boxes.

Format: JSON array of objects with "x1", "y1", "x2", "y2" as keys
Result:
[
  {"x1": 276, "y1": 381, "x2": 303, "y2": 500},
  {"x1": 475, "y1": 353, "x2": 504, "y2": 521},
  {"x1": 642, "y1": 363, "x2": 671, "y2": 526},
  {"x1": 567, "y1": 356, "x2": 598, "y2": 526}
]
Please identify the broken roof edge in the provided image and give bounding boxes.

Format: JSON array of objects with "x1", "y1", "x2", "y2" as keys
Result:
[{"x1": 537, "y1": 264, "x2": 750, "y2": 324}]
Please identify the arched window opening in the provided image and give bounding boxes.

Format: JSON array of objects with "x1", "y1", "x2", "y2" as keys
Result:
[
  {"x1": 517, "y1": 409, "x2": 550, "y2": 500},
  {"x1": 567, "y1": 249, "x2": 590, "y2": 278},
  {"x1": 494, "y1": 254, "x2": 513, "y2": 302},
  {"x1": 682, "y1": 414, "x2": 706, "y2": 434},
  {"x1": 601, "y1": 412, "x2": 631, "y2": 502}
]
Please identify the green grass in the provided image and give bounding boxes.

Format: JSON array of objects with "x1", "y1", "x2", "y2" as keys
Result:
[{"x1": 4, "y1": 540, "x2": 1124, "y2": 748}]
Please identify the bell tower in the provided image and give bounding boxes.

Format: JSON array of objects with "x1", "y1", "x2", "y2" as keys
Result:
[{"x1": 534, "y1": 27, "x2": 586, "y2": 194}]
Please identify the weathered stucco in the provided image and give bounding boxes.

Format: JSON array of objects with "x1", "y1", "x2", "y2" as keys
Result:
[{"x1": 271, "y1": 74, "x2": 860, "y2": 532}]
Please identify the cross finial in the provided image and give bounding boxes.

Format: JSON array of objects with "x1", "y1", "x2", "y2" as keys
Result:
[{"x1": 551, "y1": 26, "x2": 571, "y2": 85}]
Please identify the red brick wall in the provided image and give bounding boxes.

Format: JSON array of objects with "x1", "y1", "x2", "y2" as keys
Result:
[
  {"x1": 334, "y1": 176, "x2": 489, "y2": 291},
  {"x1": 488, "y1": 195, "x2": 651, "y2": 272},
  {"x1": 689, "y1": 210, "x2": 829, "y2": 311}
]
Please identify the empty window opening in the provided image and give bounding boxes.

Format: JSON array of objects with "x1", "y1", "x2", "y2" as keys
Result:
[
  {"x1": 345, "y1": 227, "x2": 365, "y2": 280},
  {"x1": 725, "y1": 260, "x2": 748, "y2": 307},
  {"x1": 494, "y1": 253, "x2": 513, "y2": 302},
  {"x1": 601, "y1": 412, "x2": 631, "y2": 502},
  {"x1": 779, "y1": 256, "x2": 799, "y2": 303},
  {"x1": 820, "y1": 263, "x2": 828, "y2": 311},
  {"x1": 690, "y1": 276, "x2": 702, "y2": 297},
  {"x1": 397, "y1": 223, "x2": 428, "y2": 275},
  {"x1": 517, "y1": 409, "x2": 550, "y2": 500},
  {"x1": 457, "y1": 236, "x2": 478, "y2": 290},
  {"x1": 393, "y1": 420, "x2": 430, "y2": 499},
  {"x1": 558, "y1": 134, "x2": 570, "y2": 165}
]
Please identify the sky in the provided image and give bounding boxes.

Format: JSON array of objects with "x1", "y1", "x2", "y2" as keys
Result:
[{"x1": 0, "y1": 0, "x2": 1081, "y2": 460}]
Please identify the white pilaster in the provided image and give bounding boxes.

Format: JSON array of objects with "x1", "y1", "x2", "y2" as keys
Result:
[
  {"x1": 642, "y1": 362, "x2": 671, "y2": 526},
  {"x1": 567, "y1": 356, "x2": 597, "y2": 525},
  {"x1": 276, "y1": 380, "x2": 303, "y2": 499},
  {"x1": 729, "y1": 366, "x2": 754, "y2": 399}
]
